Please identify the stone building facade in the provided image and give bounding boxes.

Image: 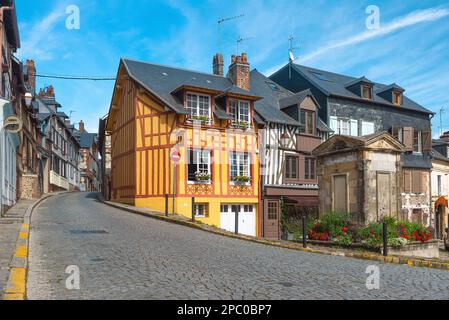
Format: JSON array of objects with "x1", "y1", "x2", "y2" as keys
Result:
[{"x1": 313, "y1": 133, "x2": 405, "y2": 225}]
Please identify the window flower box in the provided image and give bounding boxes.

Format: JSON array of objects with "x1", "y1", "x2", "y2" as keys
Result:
[
  {"x1": 231, "y1": 121, "x2": 250, "y2": 129},
  {"x1": 189, "y1": 115, "x2": 211, "y2": 125},
  {"x1": 194, "y1": 171, "x2": 211, "y2": 184},
  {"x1": 232, "y1": 175, "x2": 251, "y2": 186}
]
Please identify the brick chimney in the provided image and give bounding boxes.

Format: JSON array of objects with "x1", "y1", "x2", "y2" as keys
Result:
[
  {"x1": 26, "y1": 59, "x2": 36, "y2": 91},
  {"x1": 79, "y1": 120, "x2": 85, "y2": 133},
  {"x1": 38, "y1": 85, "x2": 55, "y2": 98},
  {"x1": 213, "y1": 53, "x2": 224, "y2": 76},
  {"x1": 227, "y1": 53, "x2": 250, "y2": 91}
]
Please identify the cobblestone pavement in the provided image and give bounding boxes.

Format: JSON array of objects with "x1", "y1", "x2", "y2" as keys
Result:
[{"x1": 27, "y1": 192, "x2": 449, "y2": 300}]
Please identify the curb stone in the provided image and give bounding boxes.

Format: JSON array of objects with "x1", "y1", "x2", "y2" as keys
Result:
[
  {"x1": 99, "y1": 195, "x2": 449, "y2": 272},
  {"x1": 1, "y1": 193, "x2": 58, "y2": 300}
]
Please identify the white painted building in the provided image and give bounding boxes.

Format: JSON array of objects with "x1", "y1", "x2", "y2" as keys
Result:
[{"x1": 0, "y1": 99, "x2": 20, "y2": 214}]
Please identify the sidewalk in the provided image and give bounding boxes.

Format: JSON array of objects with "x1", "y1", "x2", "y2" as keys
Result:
[
  {"x1": 0, "y1": 199, "x2": 35, "y2": 297},
  {"x1": 99, "y1": 195, "x2": 449, "y2": 271}
]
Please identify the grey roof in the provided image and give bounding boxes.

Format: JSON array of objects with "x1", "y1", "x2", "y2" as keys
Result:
[
  {"x1": 76, "y1": 132, "x2": 97, "y2": 148},
  {"x1": 286, "y1": 64, "x2": 432, "y2": 114},
  {"x1": 279, "y1": 89, "x2": 315, "y2": 110},
  {"x1": 214, "y1": 107, "x2": 233, "y2": 120},
  {"x1": 249, "y1": 69, "x2": 302, "y2": 126},
  {"x1": 121, "y1": 58, "x2": 259, "y2": 115},
  {"x1": 432, "y1": 149, "x2": 449, "y2": 162},
  {"x1": 317, "y1": 117, "x2": 332, "y2": 132},
  {"x1": 37, "y1": 113, "x2": 51, "y2": 122}
]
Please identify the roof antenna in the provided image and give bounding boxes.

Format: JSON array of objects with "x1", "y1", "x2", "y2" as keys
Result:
[
  {"x1": 439, "y1": 106, "x2": 446, "y2": 137},
  {"x1": 236, "y1": 36, "x2": 253, "y2": 55},
  {"x1": 288, "y1": 35, "x2": 300, "y2": 79},
  {"x1": 217, "y1": 14, "x2": 245, "y2": 53}
]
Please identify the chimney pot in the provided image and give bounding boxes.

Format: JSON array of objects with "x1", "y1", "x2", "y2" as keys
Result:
[{"x1": 26, "y1": 59, "x2": 36, "y2": 91}]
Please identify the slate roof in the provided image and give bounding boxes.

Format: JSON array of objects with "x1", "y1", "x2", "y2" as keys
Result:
[
  {"x1": 75, "y1": 132, "x2": 97, "y2": 148},
  {"x1": 432, "y1": 149, "x2": 449, "y2": 163},
  {"x1": 0, "y1": 0, "x2": 20, "y2": 49},
  {"x1": 121, "y1": 58, "x2": 260, "y2": 115},
  {"x1": 250, "y1": 69, "x2": 330, "y2": 131},
  {"x1": 283, "y1": 64, "x2": 433, "y2": 114},
  {"x1": 278, "y1": 89, "x2": 315, "y2": 110},
  {"x1": 249, "y1": 69, "x2": 301, "y2": 126}
]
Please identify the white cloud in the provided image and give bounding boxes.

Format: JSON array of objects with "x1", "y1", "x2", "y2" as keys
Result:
[
  {"x1": 301, "y1": 7, "x2": 449, "y2": 63},
  {"x1": 17, "y1": 3, "x2": 68, "y2": 61}
]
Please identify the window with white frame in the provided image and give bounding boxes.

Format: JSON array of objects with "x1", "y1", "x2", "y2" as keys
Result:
[
  {"x1": 230, "y1": 152, "x2": 250, "y2": 183},
  {"x1": 186, "y1": 93, "x2": 211, "y2": 119},
  {"x1": 187, "y1": 149, "x2": 211, "y2": 182},
  {"x1": 361, "y1": 121, "x2": 375, "y2": 136},
  {"x1": 329, "y1": 117, "x2": 358, "y2": 136},
  {"x1": 194, "y1": 204, "x2": 208, "y2": 217},
  {"x1": 229, "y1": 99, "x2": 250, "y2": 125}
]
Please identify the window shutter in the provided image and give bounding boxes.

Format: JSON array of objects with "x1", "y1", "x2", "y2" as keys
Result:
[
  {"x1": 362, "y1": 121, "x2": 375, "y2": 136},
  {"x1": 422, "y1": 130, "x2": 432, "y2": 152},
  {"x1": 350, "y1": 119, "x2": 359, "y2": 137},
  {"x1": 404, "y1": 170, "x2": 411, "y2": 193},
  {"x1": 329, "y1": 116, "x2": 338, "y2": 134},
  {"x1": 403, "y1": 127, "x2": 413, "y2": 151}
]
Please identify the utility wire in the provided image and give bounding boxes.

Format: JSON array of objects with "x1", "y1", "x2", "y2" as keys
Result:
[{"x1": 36, "y1": 73, "x2": 116, "y2": 81}]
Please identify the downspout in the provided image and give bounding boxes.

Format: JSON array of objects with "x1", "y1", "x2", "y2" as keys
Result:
[
  {"x1": 261, "y1": 121, "x2": 270, "y2": 238},
  {"x1": 429, "y1": 113, "x2": 435, "y2": 236}
]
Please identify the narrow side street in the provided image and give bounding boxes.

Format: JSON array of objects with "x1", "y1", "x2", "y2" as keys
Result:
[{"x1": 27, "y1": 192, "x2": 449, "y2": 300}]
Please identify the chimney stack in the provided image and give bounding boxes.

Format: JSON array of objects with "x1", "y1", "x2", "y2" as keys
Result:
[
  {"x1": 38, "y1": 85, "x2": 55, "y2": 98},
  {"x1": 79, "y1": 120, "x2": 85, "y2": 133},
  {"x1": 26, "y1": 60, "x2": 36, "y2": 91},
  {"x1": 227, "y1": 53, "x2": 250, "y2": 91},
  {"x1": 213, "y1": 53, "x2": 224, "y2": 76}
]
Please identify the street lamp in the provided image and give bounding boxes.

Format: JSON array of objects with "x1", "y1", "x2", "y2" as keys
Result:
[
  {"x1": 280, "y1": 132, "x2": 290, "y2": 148},
  {"x1": 24, "y1": 92, "x2": 33, "y2": 108}
]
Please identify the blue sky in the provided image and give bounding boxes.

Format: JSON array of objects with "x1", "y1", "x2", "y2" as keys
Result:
[{"x1": 15, "y1": 0, "x2": 449, "y2": 136}]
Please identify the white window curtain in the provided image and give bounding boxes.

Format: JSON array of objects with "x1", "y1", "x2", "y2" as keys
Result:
[{"x1": 361, "y1": 121, "x2": 375, "y2": 136}]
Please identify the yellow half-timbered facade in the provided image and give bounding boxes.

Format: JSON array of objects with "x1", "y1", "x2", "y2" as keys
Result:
[{"x1": 106, "y1": 54, "x2": 263, "y2": 236}]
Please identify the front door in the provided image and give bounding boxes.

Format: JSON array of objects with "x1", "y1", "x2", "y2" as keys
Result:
[
  {"x1": 264, "y1": 200, "x2": 280, "y2": 239},
  {"x1": 220, "y1": 204, "x2": 256, "y2": 237},
  {"x1": 333, "y1": 174, "x2": 348, "y2": 213}
]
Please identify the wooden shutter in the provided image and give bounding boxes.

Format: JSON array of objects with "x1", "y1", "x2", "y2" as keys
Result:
[
  {"x1": 403, "y1": 170, "x2": 411, "y2": 193},
  {"x1": 411, "y1": 170, "x2": 422, "y2": 194},
  {"x1": 350, "y1": 119, "x2": 359, "y2": 137},
  {"x1": 422, "y1": 130, "x2": 432, "y2": 152},
  {"x1": 403, "y1": 127, "x2": 413, "y2": 151}
]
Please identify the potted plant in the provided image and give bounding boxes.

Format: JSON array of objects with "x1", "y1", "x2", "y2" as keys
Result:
[
  {"x1": 232, "y1": 175, "x2": 251, "y2": 186},
  {"x1": 232, "y1": 121, "x2": 249, "y2": 129},
  {"x1": 195, "y1": 171, "x2": 211, "y2": 184},
  {"x1": 190, "y1": 115, "x2": 210, "y2": 125}
]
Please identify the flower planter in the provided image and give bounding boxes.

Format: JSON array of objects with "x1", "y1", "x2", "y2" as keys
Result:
[{"x1": 381, "y1": 240, "x2": 440, "y2": 259}]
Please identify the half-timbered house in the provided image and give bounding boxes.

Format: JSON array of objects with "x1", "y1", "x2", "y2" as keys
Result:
[
  {"x1": 250, "y1": 70, "x2": 331, "y2": 239},
  {"x1": 106, "y1": 54, "x2": 262, "y2": 237}
]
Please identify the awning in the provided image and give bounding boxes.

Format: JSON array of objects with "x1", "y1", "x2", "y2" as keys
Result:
[{"x1": 435, "y1": 196, "x2": 448, "y2": 209}]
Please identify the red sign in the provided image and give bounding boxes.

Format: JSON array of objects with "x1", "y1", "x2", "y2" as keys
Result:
[{"x1": 170, "y1": 150, "x2": 181, "y2": 163}]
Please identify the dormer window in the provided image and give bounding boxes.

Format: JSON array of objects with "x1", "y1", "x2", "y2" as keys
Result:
[
  {"x1": 300, "y1": 110, "x2": 315, "y2": 135},
  {"x1": 362, "y1": 85, "x2": 372, "y2": 100},
  {"x1": 229, "y1": 99, "x2": 251, "y2": 127},
  {"x1": 186, "y1": 92, "x2": 211, "y2": 120},
  {"x1": 393, "y1": 91, "x2": 402, "y2": 105}
]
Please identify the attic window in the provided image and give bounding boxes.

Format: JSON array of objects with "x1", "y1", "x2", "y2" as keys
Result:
[
  {"x1": 393, "y1": 91, "x2": 402, "y2": 105},
  {"x1": 310, "y1": 72, "x2": 330, "y2": 82},
  {"x1": 362, "y1": 85, "x2": 372, "y2": 100},
  {"x1": 266, "y1": 81, "x2": 280, "y2": 91}
]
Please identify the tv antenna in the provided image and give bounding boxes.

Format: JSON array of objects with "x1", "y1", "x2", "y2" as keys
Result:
[
  {"x1": 69, "y1": 110, "x2": 76, "y2": 117},
  {"x1": 288, "y1": 35, "x2": 301, "y2": 79},
  {"x1": 236, "y1": 36, "x2": 253, "y2": 55},
  {"x1": 217, "y1": 14, "x2": 245, "y2": 53}
]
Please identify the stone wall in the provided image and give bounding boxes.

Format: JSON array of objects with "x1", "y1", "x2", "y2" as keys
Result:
[{"x1": 19, "y1": 174, "x2": 40, "y2": 199}]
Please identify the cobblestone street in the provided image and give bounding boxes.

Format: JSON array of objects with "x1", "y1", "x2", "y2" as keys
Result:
[{"x1": 27, "y1": 192, "x2": 449, "y2": 300}]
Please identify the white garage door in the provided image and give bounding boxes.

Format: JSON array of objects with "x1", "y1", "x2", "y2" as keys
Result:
[{"x1": 220, "y1": 204, "x2": 256, "y2": 237}]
